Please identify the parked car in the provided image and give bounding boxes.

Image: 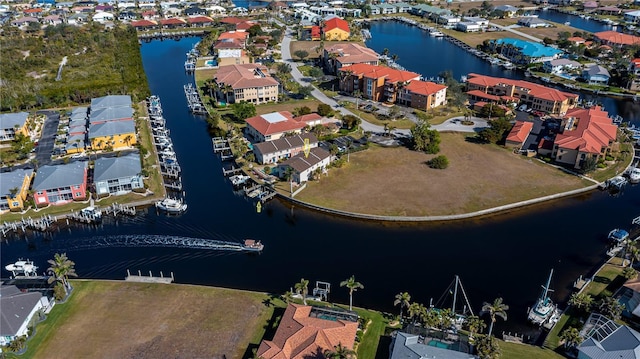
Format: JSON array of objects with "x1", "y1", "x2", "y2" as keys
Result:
[{"x1": 518, "y1": 104, "x2": 528, "y2": 112}]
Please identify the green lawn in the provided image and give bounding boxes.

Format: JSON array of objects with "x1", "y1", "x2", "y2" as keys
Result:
[
  {"x1": 500, "y1": 339, "x2": 565, "y2": 359},
  {"x1": 584, "y1": 263, "x2": 625, "y2": 298}
]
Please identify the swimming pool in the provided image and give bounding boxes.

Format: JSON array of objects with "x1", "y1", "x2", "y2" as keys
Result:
[{"x1": 205, "y1": 60, "x2": 218, "y2": 67}]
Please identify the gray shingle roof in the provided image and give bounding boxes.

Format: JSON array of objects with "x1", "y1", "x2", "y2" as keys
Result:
[
  {"x1": 0, "y1": 168, "x2": 33, "y2": 198},
  {"x1": 71, "y1": 107, "x2": 88, "y2": 116},
  {"x1": 254, "y1": 133, "x2": 318, "y2": 156},
  {"x1": 0, "y1": 285, "x2": 43, "y2": 337},
  {"x1": 32, "y1": 161, "x2": 87, "y2": 191},
  {"x1": 69, "y1": 119, "x2": 87, "y2": 128},
  {"x1": 279, "y1": 147, "x2": 330, "y2": 173},
  {"x1": 0, "y1": 112, "x2": 29, "y2": 130},
  {"x1": 89, "y1": 106, "x2": 133, "y2": 123},
  {"x1": 88, "y1": 119, "x2": 135, "y2": 139},
  {"x1": 585, "y1": 65, "x2": 610, "y2": 77},
  {"x1": 390, "y1": 332, "x2": 478, "y2": 359},
  {"x1": 90, "y1": 95, "x2": 132, "y2": 110},
  {"x1": 94, "y1": 152, "x2": 141, "y2": 182},
  {"x1": 579, "y1": 325, "x2": 640, "y2": 359}
]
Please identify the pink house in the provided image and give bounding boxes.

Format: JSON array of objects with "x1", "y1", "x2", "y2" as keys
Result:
[{"x1": 32, "y1": 162, "x2": 88, "y2": 207}]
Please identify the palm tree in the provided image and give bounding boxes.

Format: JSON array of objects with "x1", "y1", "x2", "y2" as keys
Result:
[
  {"x1": 281, "y1": 290, "x2": 293, "y2": 304},
  {"x1": 47, "y1": 252, "x2": 78, "y2": 295},
  {"x1": 340, "y1": 275, "x2": 363, "y2": 311},
  {"x1": 391, "y1": 53, "x2": 399, "y2": 64},
  {"x1": 407, "y1": 302, "x2": 423, "y2": 326},
  {"x1": 7, "y1": 335, "x2": 27, "y2": 353},
  {"x1": 394, "y1": 292, "x2": 411, "y2": 319},
  {"x1": 295, "y1": 278, "x2": 309, "y2": 305},
  {"x1": 463, "y1": 315, "x2": 486, "y2": 343},
  {"x1": 324, "y1": 343, "x2": 356, "y2": 359},
  {"x1": 382, "y1": 48, "x2": 389, "y2": 57},
  {"x1": 475, "y1": 335, "x2": 501, "y2": 359},
  {"x1": 569, "y1": 292, "x2": 593, "y2": 313},
  {"x1": 623, "y1": 267, "x2": 638, "y2": 280},
  {"x1": 481, "y1": 297, "x2": 509, "y2": 336},
  {"x1": 123, "y1": 135, "x2": 132, "y2": 147},
  {"x1": 597, "y1": 297, "x2": 624, "y2": 320},
  {"x1": 560, "y1": 327, "x2": 583, "y2": 350},
  {"x1": 627, "y1": 245, "x2": 640, "y2": 267}
]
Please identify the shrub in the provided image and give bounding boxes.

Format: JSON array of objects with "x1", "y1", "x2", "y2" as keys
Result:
[
  {"x1": 427, "y1": 155, "x2": 449, "y2": 169},
  {"x1": 317, "y1": 103, "x2": 332, "y2": 117}
]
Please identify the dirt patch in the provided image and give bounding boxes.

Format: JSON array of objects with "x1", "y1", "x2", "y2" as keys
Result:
[
  {"x1": 491, "y1": 18, "x2": 590, "y2": 39},
  {"x1": 31, "y1": 281, "x2": 270, "y2": 359},
  {"x1": 255, "y1": 99, "x2": 323, "y2": 115},
  {"x1": 295, "y1": 133, "x2": 591, "y2": 216},
  {"x1": 290, "y1": 40, "x2": 363, "y2": 59}
]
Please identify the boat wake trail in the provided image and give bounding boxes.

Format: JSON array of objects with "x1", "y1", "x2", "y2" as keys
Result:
[{"x1": 59, "y1": 234, "x2": 246, "y2": 252}]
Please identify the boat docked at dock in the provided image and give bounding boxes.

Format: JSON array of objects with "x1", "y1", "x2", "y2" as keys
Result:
[
  {"x1": 627, "y1": 167, "x2": 640, "y2": 184},
  {"x1": 230, "y1": 174, "x2": 250, "y2": 186},
  {"x1": 528, "y1": 269, "x2": 559, "y2": 328},
  {"x1": 155, "y1": 197, "x2": 187, "y2": 213},
  {"x1": 608, "y1": 228, "x2": 630, "y2": 243},
  {"x1": 242, "y1": 239, "x2": 264, "y2": 252},
  {"x1": 429, "y1": 30, "x2": 444, "y2": 37},
  {"x1": 5, "y1": 259, "x2": 39, "y2": 277}
]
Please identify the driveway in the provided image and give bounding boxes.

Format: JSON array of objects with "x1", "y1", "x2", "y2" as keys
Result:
[
  {"x1": 489, "y1": 23, "x2": 543, "y2": 43},
  {"x1": 36, "y1": 110, "x2": 60, "y2": 166}
]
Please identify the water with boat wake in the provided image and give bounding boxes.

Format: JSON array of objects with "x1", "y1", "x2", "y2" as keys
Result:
[{"x1": 41, "y1": 234, "x2": 263, "y2": 253}]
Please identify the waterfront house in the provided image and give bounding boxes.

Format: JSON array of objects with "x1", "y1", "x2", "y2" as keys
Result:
[
  {"x1": 32, "y1": 161, "x2": 88, "y2": 206},
  {"x1": 394, "y1": 3, "x2": 412, "y2": 13},
  {"x1": 463, "y1": 16, "x2": 489, "y2": 28},
  {"x1": 595, "y1": 6, "x2": 622, "y2": 15},
  {"x1": 390, "y1": 332, "x2": 478, "y2": 359},
  {"x1": 257, "y1": 303, "x2": 358, "y2": 359},
  {"x1": 0, "y1": 112, "x2": 30, "y2": 142},
  {"x1": 94, "y1": 152, "x2": 143, "y2": 196},
  {"x1": 397, "y1": 80, "x2": 448, "y2": 111},
  {"x1": 438, "y1": 15, "x2": 461, "y2": 26},
  {"x1": 617, "y1": 277, "x2": 640, "y2": 320},
  {"x1": 0, "y1": 285, "x2": 51, "y2": 347},
  {"x1": 91, "y1": 95, "x2": 132, "y2": 111},
  {"x1": 159, "y1": 17, "x2": 187, "y2": 29},
  {"x1": 409, "y1": 4, "x2": 451, "y2": 19},
  {"x1": 323, "y1": 17, "x2": 349, "y2": 40},
  {"x1": 89, "y1": 106, "x2": 133, "y2": 124},
  {"x1": 188, "y1": 16, "x2": 214, "y2": 27},
  {"x1": 582, "y1": 64, "x2": 610, "y2": 85},
  {"x1": 369, "y1": 5, "x2": 380, "y2": 15},
  {"x1": 88, "y1": 119, "x2": 136, "y2": 151},
  {"x1": 518, "y1": 17, "x2": 549, "y2": 28},
  {"x1": 253, "y1": 133, "x2": 318, "y2": 164},
  {"x1": 577, "y1": 313, "x2": 640, "y2": 359},
  {"x1": 494, "y1": 38, "x2": 562, "y2": 64},
  {"x1": 0, "y1": 169, "x2": 34, "y2": 212},
  {"x1": 465, "y1": 73, "x2": 579, "y2": 115},
  {"x1": 629, "y1": 58, "x2": 640, "y2": 91},
  {"x1": 218, "y1": 31, "x2": 249, "y2": 47},
  {"x1": 213, "y1": 63, "x2": 279, "y2": 105},
  {"x1": 456, "y1": 21, "x2": 481, "y2": 33},
  {"x1": 377, "y1": 4, "x2": 397, "y2": 14},
  {"x1": 245, "y1": 111, "x2": 306, "y2": 142},
  {"x1": 594, "y1": 31, "x2": 640, "y2": 48},
  {"x1": 505, "y1": 121, "x2": 534, "y2": 148},
  {"x1": 338, "y1": 63, "x2": 421, "y2": 103},
  {"x1": 552, "y1": 106, "x2": 617, "y2": 169},
  {"x1": 494, "y1": 4, "x2": 518, "y2": 17},
  {"x1": 276, "y1": 147, "x2": 332, "y2": 184},
  {"x1": 624, "y1": 10, "x2": 640, "y2": 24},
  {"x1": 131, "y1": 19, "x2": 157, "y2": 29},
  {"x1": 542, "y1": 58, "x2": 581, "y2": 74},
  {"x1": 323, "y1": 43, "x2": 379, "y2": 74}
]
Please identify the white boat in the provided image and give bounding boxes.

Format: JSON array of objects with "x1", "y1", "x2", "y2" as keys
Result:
[
  {"x1": 80, "y1": 206, "x2": 102, "y2": 222},
  {"x1": 528, "y1": 269, "x2": 557, "y2": 326},
  {"x1": 608, "y1": 228, "x2": 630, "y2": 243},
  {"x1": 606, "y1": 176, "x2": 627, "y2": 190},
  {"x1": 230, "y1": 174, "x2": 250, "y2": 186},
  {"x1": 155, "y1": 198, "x2": 187, "y2": 213},
  {"x1": 564, "y1": 21, "x2": 571, "y2": 26},
  {"x1": 5, "y1": 259, "x2": 39, "y2": 277},
  {"x1": 430, "y1": 31, "x2": 444, "y2": 37},
  {"x1": 241, "y1": 239, "x2": 264, "y2": 252},
  {"x1": 628, "y1": 167, "x2": 640, "y2": 184},
  {"x1": 502, "y1": 62, "x2": 515, "y2": 70}
]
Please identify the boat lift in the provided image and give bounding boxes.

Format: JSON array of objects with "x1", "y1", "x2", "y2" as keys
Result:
[{"x1": 313, "y1": 281, "x2": 331, "y2": 301}]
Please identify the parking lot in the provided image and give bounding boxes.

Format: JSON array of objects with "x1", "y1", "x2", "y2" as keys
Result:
[{"x1": 35, "y1": 110, "x2": 60, "y2": 166}]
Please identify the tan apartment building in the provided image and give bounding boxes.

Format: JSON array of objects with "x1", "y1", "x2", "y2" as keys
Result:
[
  {"x1": 398, "y1": 80, "x2": 447, "y2": 111},
  {"x1": 214, "y1": 64, "x2": 279, "y2": 105},
  {"x1": 338, "y1": 64, "x2": 420, "y2": 103},
  {"x1": 324, "y1": 43, "x2": 379, "y2": 74}
]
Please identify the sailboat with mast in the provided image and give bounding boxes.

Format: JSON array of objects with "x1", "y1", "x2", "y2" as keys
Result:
[
  {"x1": 528, "y1": 269, "x2": 560, "y2": 328},
  {"x1": 433, "y1": 275, "x2": 475, "y2": 328}
]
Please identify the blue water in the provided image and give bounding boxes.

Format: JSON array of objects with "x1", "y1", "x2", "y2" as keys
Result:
[{"x1": 535, "y1": 9, "x2": 620, "y2": 34}]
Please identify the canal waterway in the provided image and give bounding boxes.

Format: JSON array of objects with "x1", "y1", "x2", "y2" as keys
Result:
[
  {"x1": 535, "y1": 9, "x2": 620, "y2": 34},
  {"x1": 2, "y1": 35, "x2": 640, "y2": 337}
]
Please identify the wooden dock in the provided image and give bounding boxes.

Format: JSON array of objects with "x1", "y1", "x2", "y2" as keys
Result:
[
  {"x1": 223, "y1": 167, "x2": 242, "y2": 176},
  {"x1": 212, "y1": 137, "x2": 231, "y2": 153},
  {"x1": 125, "y1": 269, "x2": 174, "y2": 284}
]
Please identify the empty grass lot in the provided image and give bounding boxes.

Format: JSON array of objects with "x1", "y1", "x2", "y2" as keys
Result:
[
  {"x1": 490, "y1": 18, "x2": 588, "y2": 40},
  {"x1": 295, "y1": 133, "x2": 592, "y2": 217},
  {"x1": 290, "y1": 40, "x2": 364, "y2": 60}
]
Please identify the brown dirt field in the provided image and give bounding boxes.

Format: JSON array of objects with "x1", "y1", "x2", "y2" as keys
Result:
[
  {"x1": 491, "y1": 18, "x2": 590, "y2": 39},
  {"x1": 295, "y1": 133, "x2": 592, "y2": 216},
  {"x1": 256, "y1": 98, "x2": 323, "y2": 115},
  {"x1": 32, "y1": 281, "x2": 270, "y2": 359},
  {"x1": 441, "y1": 28, "x2": 529, "y2": 47},
  {"x1": 289, "y1": 40, "x2": 363, "y2": 59}
]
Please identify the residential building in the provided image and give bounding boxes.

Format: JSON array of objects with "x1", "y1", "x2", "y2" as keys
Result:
[
  {"x1": 32, "y1": 161, "x2": 88, "y2": 206},
  {"x1": 377, "y1": 3, "x2": 397, "y2": 14},
  {"x1": 624, "y1": 10, "x2": 640, "y2": 24},
  {"x1": 276, "y1": 147, "x2": 332, "y2": 184},
  {"x1": 629, "y1": 58, "x2": 640, "y2": 91},
  {"x1": 617, "y1": 277, "x2": 640, "y2": 320},
  {"x1": 582, "y1": 64, "x2": 610, "y2": 85},
  {"x1": 94, "y1": 152, "x2": 144, "y2": 196},
  {"x1": 518, "y1": 17, "x2": 549, "y2": 28},
  {"x1": 89, "y1": 106, "x2": 134, "y2": 124},
  {"x1": 88, "y1": 120, "x2": 136, "y2": 150},
  {"x1": 438, "y1": 15, "x2": 460, "y2": 26},
  {"x1": 594, "y1": 30, "x2": 640, "y2": 47},
  {"x1": 159, "y1": 17, "x2": 187, "y2": 29},
  {"x1": 0, "y1": 285, "x2": 51, "y2": 347},
  {"x1": 494, "y1": 4, "x2": 518, "y2": 17},
  {"x1": 568, "y1": 36, "x2": 586, "y2": 45},
  {"x1": 0, "y1": 169, "x2": 34, "y2": 211},
  {"x1": 493, "y1": 38, "x2": 563, "y2": 64},
  {"x1": 505, "y1": 121, "x2": 534, "y2": 148},
  {"x1": 578, "y1": 313, "x2": 640, "y2": 359},
  {"x1": 462, "y1": 16, "x2": 489, "y2": 28},
  {"x1": 0, "y1": 112, "x2": 30, "y2": 142},
  {"x1": 257, "y1": 303, "x2": 358, "y2": 359},
  {"x1": 398, "y1": 80, "x2": 448, "y2": 111},
  {"x1": 213, "y1": 64, "x2": 279, "y2": 105},
  {"x1": 324, "y1": 43, "x2": 379, "y2": 74},
  {"x1": 253, "y1": 133, "x2": 318, "y2": 164},
  {"x1": 394, "y1": 2, "x2": 412, "y2": 13},
  {"x1": 543, "y1": 58, "x2": 581, "y2": 74},
  {"x1": 92, "y1": 11, "x2": 114, "y2": 23},
  {"x1": 456, "y1": 21, "x2": 481, "y2": 32},
  {"x1": 465, "y1": 73, "x2": 579, "y2": 115},
  {"x1": 188, "y1": 16, "x2": 214, "y2": 27},
  {"x1": 131, "y1": 19, "x2": 157, "y2": 29},
  {"x1": 390, "y1": 332, "x2": 477, "y2": 359},
  {"x1": 90, "y1": 95, "x2": 132, "y2": 111},
  {"x1": 552, "y1": 106, "x2": 617, "y2": 169},
  {"x1": 323, "y1": 17, "x2": 349, "y2": 40},
  {"x1": 338, "y1": 63, "x2": 421, "y2": 103},
  {"x1": 218, "y1": 30, "x2": 249, "y2": 47},
  {"x1": 245, "y1": 111, "x2": 306, "y2": 142},
  {"x1": 409, "y1": 4, "x2": 451, "y2": 19},
  {"x1": 369, "y1": 5, "x2": 380, "y2": 15}
]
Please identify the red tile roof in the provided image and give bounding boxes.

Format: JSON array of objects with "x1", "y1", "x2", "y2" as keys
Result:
[
  {"x1": 632, "y1": 58, "x2": 640, "y2": 69},
  {"x1": 188, "y1": 16, "x2": 213, "y2": 24},
  {"x1": 257, "y1": 304, "x2": 358, "y2": 359},
  {"x1": 294, "y1": 113, "x2": 322, "y2": 124},
  {"x1": 341, "y1": 64, "x2": 420, "y2": 84},
  {"x1": 324, "y1": 17, "x2": 349, "y2": 33},
  {"x1": 554, "y1": 106, "x2": 618, "y2": 154},
  {"x1": 568, "y1": 36, "x2": 585, "y2": 43},
  {"x1": 466, "y1": 73, "x2": 579, "y2": 102},
  {"x1": 131, "y1": 19, "x2": 157, "y2": 27},
  {"x1": 326, "y1": 43, "x2": 378, "y2": 65},
  {"x1": 311, "y1": 25, "x2": 321, "y2": 37},
  {"x1": 405, "y1": 80, "x2": 447, "y2": 96},
  {"x1": 467, "y1": 90, "x2": 502, "y2": 101},
  {"x1": 214, "y1": 39, "x2": 244, "y2": 49},
  {"x1": 214, "y1": 63, "x2": 279, "y2": 89},
  {"x1": 236, "y1": 20, "x2": 257, "y2": 30},
  {"x1": 160, "y1": 18, "x2": 186, "y2": 25},
  {"x1": 506, "y1": 121, "x2": 534, "y2": 144},
  {"x1": 219, "y1": 16, "x2": 245, "y2": 24},
  {"x1": 245, "y1": 112, "x2": 306, "y2": 136},
  {"x1": 218, "y1": 31, "x2": 250, "y2": 40},
  {"x1": 595, "y1": 31, "x2": 640, "y2": 46},
  {"x1": 142, "y1": 10, "x2": 156, "y2": 16},
  {"x1": 24, "y1": 8, "x2": 43, "y2": 13}
]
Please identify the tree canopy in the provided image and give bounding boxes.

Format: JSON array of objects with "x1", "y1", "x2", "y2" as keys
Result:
[
  {"x1": 410, "y1": 119, "x2": 440, "y2": 154},
  {"x1": 232, "y1": 102, "x2": 257, "y2": 120}
]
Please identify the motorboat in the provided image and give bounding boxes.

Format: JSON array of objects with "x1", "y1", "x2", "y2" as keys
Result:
[
  {"x1": 628, "y1": 167, "x2": 640, "y2": 184},
  {"x1": 79, "y1": 206, "x2": 102, "y2": 222},
  {"x1": 230, "y1": 174, "x2": 250, "y2": 186},
  {"x1": 155, "y1": 198, "x2": 187, "y2": 213},
  {"x1": 528, "y1": 269, "x2": 557, "y2": 326},
  {"x1": 608, "y1": 228, "x2": 630, "y2": 243},
  {"x1": 242, "y1": 239, "x2": 264, "y2": 252},
  {"x1": 5, "y1": 259, "x2": 39, "y2": 277},
  {"x1": 429, "y1": 31, "x2": 444, "y2": 37},
  {"x1": 606, "y1": 176, "x2": 627, "y2": 190}
]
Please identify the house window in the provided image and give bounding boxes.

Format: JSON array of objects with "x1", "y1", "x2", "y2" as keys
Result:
[
  {"x1": 37, "y1": 191, "x2": 43, "y2": 195},
  {"x1": 12, "y1": 202, "x2": 19, "y2": 207},
  {"x1": 75, "y1": 192, "x2": 81, "y2": 197}
]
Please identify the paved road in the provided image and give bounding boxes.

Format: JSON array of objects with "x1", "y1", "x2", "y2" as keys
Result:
[{"x1": 489, "y1": 23, "x2": 543, "y2": 43}]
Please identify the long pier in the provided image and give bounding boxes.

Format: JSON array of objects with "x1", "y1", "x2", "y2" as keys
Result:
[
  {"x1": 184, "y1": 83, "x2": 207, "y2": 115},
  {"x1": 126, "y1": 269, "x2": 174, "y2": 284},
  {"x1": 138, "y1": 30, "x2": 206, "y2": 41}
]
